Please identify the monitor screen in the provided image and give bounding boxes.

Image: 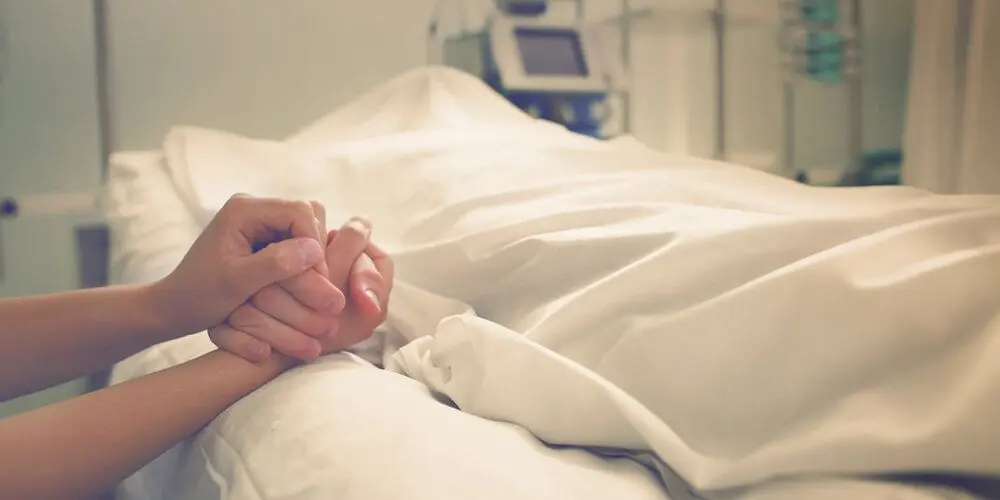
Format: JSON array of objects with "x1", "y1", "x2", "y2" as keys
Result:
[{"x1": 514, "y1": 28, "x2": 589, "y2": 77}]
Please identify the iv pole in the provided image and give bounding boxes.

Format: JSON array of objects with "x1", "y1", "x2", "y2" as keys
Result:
[
  {"x1": 714, "y1": 0, "x2": 727, "y2": 159},
  {"x1": 780, "y1": 0, "x2": 864, "y2": 184},
  {"x1": 837, "y1": 0, "x2": 864, "y2": 186}
]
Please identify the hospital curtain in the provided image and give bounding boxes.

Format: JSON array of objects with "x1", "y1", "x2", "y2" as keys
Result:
[{"x1": 902, "y1": 0, "x2": 1000, "y2": 194}]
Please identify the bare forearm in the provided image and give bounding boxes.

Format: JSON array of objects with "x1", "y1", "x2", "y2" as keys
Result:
[
  {"x1": 0, "y1": 284, "x2": 176, "y2": 400},
  {"x1": 0, "y1": 349, "x2": 294, "y2": 500}
]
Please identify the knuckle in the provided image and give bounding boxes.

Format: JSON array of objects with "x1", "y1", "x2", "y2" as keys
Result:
[
  {"x1": 286, "y1": 280, "x2": 330, "y2": 310},
  {"x1": 225, "y1": 193, "x2": 250, "y2": 209},
  {"x1": 207, "y1": 325, "x2": 226, "y2": 343},
  {"x1": 291, "y1": 199, "x2": 314, "y2": 216},
  {"x1": 302, "y1": 312, "x2": 332, "y2": 337},
  {"x1": 228, "y1": 305, "x2": 268, "y2": 332},
  {"x1": 309, "y1": 200, "x2": 326, "y2": 216},
  {"x1": 209, "y1": 326, "x2": 242, "y2": 352},
  {"x1": 290, "y1": 340, "x2": 319, "y2": 360},
  {"x1": 249, "y1": 285, "x2": 279, "y2": 310},
  {"x1": 270, "y1": 249, "x2": 302, "y2": 277},
  {"x1": 219, "y1": 268, "x2": 251, "y2": 304},
  {"x1": 248, "y1": 291, "x2": 267, "y2": 310}
]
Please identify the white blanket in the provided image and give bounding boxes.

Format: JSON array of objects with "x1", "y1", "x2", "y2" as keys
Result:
[{"x1": 158, "y1": 67, "x2": 1000, "y2": 499}]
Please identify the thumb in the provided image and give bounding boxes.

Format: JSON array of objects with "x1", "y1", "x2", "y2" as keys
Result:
[{"x1": 231, "y1": 238, "x2": 325, "y2": 297}]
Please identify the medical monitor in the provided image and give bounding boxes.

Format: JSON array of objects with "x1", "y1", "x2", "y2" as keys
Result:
[
  {"x1": 514, "y1": 28, "x2": 589, "y2": 77},
  {"x1": 488, "y1": 17, "x2": 607, "y2": 94}
]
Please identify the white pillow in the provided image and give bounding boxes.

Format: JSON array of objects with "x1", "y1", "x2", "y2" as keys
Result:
[
  {"x1": 161, "y1": 126, "x2": 331, "y2": 228},
  {"x1": 99, "y1": 150, "x2": 202, "y2": 286}
]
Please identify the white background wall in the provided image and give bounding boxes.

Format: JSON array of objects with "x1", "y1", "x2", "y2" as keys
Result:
[{"x1": 104, "y1": 0, "x2": 440, "y2": 149}]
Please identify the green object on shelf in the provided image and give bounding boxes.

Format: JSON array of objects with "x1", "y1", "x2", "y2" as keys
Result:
[
  {"x1": 800, "y1": 0, "x2": 840, "y2": 23},
  {"x1": 805, "y1": 31, "x2": 844, "y2": 82},
  {"x1": 793, "y1": 149, "x2": 903, "y2": 187},
  {"x1": 859, "y1": 149, "x2": 902, "y2": 185}
]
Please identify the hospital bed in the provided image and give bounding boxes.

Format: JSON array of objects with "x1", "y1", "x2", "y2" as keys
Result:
[
  {"x1": 101, "y1": 66, "x2": 1000, "y2": 500},
  {"x1": 99, "y1": 68, "x2": 669, "y2": 500}
]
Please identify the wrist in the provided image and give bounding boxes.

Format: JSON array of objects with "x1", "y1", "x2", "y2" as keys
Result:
[
  {"x1": 138, "y1": 280, "x2": 187, "y2": 342},
  {"x1": 215, "y1": 349, "x2": 298, "y2": 379}
]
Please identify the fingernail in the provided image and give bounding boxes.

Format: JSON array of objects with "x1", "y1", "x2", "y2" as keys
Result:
[
  {"x1": 296, "y1": 239, "x2": 323, "y2": 269},
  {"x1": 252, "y1": 341, "x2": 269, "y2": 360},
  {"x1": 305, "y1": 340, "x2": 322, "y2": 361},
  {"x1": 325, "y1": 292, "x2": 346, "y2": 314},
  {"x1": 364, "y1": 289, "x2": 381, "y2": 312},
  {"x1": 344, "y1": 217, "x2": 371, "y2": 237}
]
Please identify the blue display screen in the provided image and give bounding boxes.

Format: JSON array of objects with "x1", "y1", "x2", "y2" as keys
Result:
[{"x1": 514, "y1": 28, "x2": 589, "y2": 77}]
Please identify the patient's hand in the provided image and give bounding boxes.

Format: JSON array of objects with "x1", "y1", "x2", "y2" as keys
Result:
[{"x1": 318, "y1": 220, "x2": 394, "y2": 354}]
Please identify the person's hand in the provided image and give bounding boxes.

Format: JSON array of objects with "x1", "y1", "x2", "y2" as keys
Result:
[
  {"x1": 210, "y1": 217, "x2": 393, "y2": 361},
  {"x1": 149, "y1": 194, "x2": 343, "y2": 338},
  {"x1": 207, "y1": 203, "x2": 346, "y2": 362},
  {"x1": 318, "y1": 221, "x2": 394, "y2": 354}
]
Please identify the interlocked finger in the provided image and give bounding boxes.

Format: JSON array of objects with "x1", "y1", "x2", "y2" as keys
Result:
[
  {"x1": 326, "y1": 217, "x2": 372, "y2": 289},
  {"x1": 226, "y1": 303, "x2": 323, "y2": 361}
]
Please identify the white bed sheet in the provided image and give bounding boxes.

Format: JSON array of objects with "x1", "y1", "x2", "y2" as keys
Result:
[{"x1": 107, "y1": 66, "x2": 1000, "y2": 500}]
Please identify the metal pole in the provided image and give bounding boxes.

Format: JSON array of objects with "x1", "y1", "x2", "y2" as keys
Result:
[
  {"x1": 621, "y1": 0, "x2": 632, "y2": 135},
  {"x1": 779, "y1": 1, "x2": 797, "y2": 178},
  {"x1": 841, "y1": 0, "x2": 864, "y2": 186},
  {"x1": 784, "y1": 80, "x2": 796, "y2": 177},
  {"x1": 714, "y1": 0, "x2": 726, "y2": 159},
  {"x1": 92, "y1": 0, "x2": 113, "y2": 180}
]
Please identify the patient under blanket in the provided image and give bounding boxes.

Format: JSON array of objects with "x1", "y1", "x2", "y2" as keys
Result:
[{"x1": 164, "y1": 67, "x2": 1000, "y2": 499}]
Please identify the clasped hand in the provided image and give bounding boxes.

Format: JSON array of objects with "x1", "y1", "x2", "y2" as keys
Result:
[{"x1": 151, "y1": 194, "x2": 393, "y2": 362}]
